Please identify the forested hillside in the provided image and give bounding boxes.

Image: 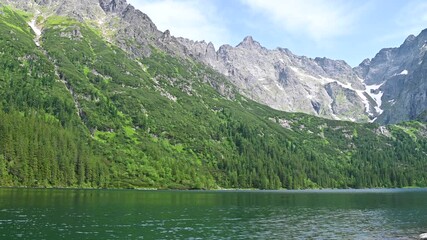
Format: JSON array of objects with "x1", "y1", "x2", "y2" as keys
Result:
[{"x1": 1, "y1": 6, "x2": 427, "y2": 189}]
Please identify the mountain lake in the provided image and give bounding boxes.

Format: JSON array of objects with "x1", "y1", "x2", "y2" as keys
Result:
[{"x1": 0, "y1": 188, "x2": 426, "y2": 239}]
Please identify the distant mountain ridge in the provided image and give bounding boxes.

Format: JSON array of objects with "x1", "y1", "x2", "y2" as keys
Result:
[
  {"x1": 5, "y1": 0, "x2": 426, "y2": 124},
  {"x1": 179, "y1": 32, "x2": 427, "y2": 124},
  {"x1": 179, "y1": 36, "x2": 373, "y2": 122}
]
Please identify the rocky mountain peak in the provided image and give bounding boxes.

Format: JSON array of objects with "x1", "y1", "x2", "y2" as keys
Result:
[
  {"x1": 419, "y1": 28, "x2": 427, "y2": 38},
  {"x1": 180, "y1": 33, "x2": 371, "y2": 121},
  {"x1": 207, "y1": 41, "x2": 215, "y2": 51},
  {"x1": 236, "y1": 36, "x2": 263, "y2": 50},
  {"x1": 403, "y1": 34, "x2": 416, "y2": 45},
  {"x1": 161, "y1": 29, "x2": 172, "y2": 42},
  {"x1": 360, "y1": 58, "x2": 371, "y2": 66},
  {"x1": 206, "y1": 42, "x2": 216, "y2": 57},
  {"x1": 218, "y1": 44, "x2": 233, "y2": 54},
  {"x1": 354, "y1": 58, "x2": 371, "y2": 78},
  {"x1": 352, "y1": 28, "x2": 427, "y2": 124}
]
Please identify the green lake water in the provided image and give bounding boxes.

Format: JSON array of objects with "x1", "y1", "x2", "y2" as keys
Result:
[{"x1": 0, "y1": 188, "x2": 426, "y2": 239}]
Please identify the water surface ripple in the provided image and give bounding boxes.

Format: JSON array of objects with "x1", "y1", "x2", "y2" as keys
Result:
[{"x1": 0, "y1": 188, "x2": 426, "y2": 239}]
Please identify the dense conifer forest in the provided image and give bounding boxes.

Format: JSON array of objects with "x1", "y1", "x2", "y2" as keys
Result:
[{"x1": 1, "y1": 6, "x2": 427, "y2": 189}]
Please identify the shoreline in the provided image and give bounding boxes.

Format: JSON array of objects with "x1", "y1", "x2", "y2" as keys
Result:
[{"x1": 1, "y1": 186, "x2": 426, "y2": 193}]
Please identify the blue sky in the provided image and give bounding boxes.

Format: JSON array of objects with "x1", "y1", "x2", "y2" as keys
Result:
[{"x1": 127, "y1": 0, "x2": 427, "y2": 66}]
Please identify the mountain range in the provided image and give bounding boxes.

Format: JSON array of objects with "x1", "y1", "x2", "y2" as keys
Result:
[
  {"x1": 179, "y1": 27, "x2": 427, "y2": 125},
  {"x1": 0, "y1": 0, "x2": 427, "y2": 189},
  {"x1": 7, "y1": 0, "x2": 427, "y2": 124}
]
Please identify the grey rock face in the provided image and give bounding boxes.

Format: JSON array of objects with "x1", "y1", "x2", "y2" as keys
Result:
[
  {"x1": 356, "y1": 29, "x2": 427, "y2": 124},
  {"x1": 314, "y1": 57, "x2": 364, "y2": 90},
  {"x1": 99, "y1": 0, "x2": 127, "y2": 13},
  {"x1": 179, "y1": 29, "x2": 427, "y2": 124},
  {"x1": 325, "y1": 82, "x2": 366, "y2": 118},
  {"x1": 55, "y1": 0, "x2": 105, "y2": 21},
  {"x1": 4, "y1": 0, "x2": 107, "y2": 21},
  {"x1": 113, "y1": 4, "x2": 162, "y2": 56},
  {"x1": 178, "y1": 36, "x2": 373, "y2": 121}
]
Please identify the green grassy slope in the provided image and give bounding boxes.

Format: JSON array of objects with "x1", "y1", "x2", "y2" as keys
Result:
[{"x1": 1, "y1": 7, "x2": 427, "y2": 189}]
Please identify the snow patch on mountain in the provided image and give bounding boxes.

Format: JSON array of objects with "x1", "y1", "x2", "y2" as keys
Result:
[
  {"x1": 290, "y1": 65, "x2": 387, "y2": 120},
  {"x1": 330, "y1": 77, "x2": 386, "y2": 117},
  {"x1": 354, "y1": 89, "x2": 372, "y2": 116},
  {"x1": 28, "y1": 10, "x2": 42, "y2": 47},
  {"x1": 399, "y1": 69, "x2": 408, "y2": 75},
  {"x1": 333, "y1": 80, "x2": 352, "y2": 89},
  {"x1": 28, "y1": 19, "x2": 41, "y2": 37},
  {"x1": 388, "y1": 99, "x2": 396, "y2": 105},
  {"x1": 365, "y1": 82, "x2": 385, "y2": 115}
]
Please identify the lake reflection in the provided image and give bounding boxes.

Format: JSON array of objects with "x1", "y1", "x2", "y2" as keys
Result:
[{"x1": 0, "y1": 188, "x2": 426, "y2": 239}]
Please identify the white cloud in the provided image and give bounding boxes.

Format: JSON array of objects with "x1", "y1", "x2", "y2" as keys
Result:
[
  {"x1": 127, "y1": 0, "x2": 230, "y2": 49},
  {"x1": 240, "y1": 0, "x2": 365, "y2": 41}
]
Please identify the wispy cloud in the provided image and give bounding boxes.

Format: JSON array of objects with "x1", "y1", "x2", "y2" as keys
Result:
[
  {"x1": 240, "y1": 0, "x2": 367, "y2": 42},
  {"x1": 127, "y1": 0, "x2": 230, "y2": 49}
]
